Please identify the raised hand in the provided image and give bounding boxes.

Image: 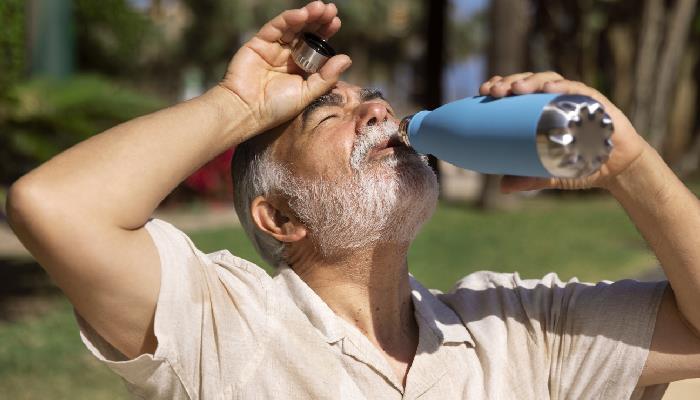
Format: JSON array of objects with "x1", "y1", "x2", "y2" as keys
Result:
[
  {"x1": 479, "y1": 72, "x2": 650, "y2": 193},
  {"x1": 220, "y1": 1, "x2": 352, "y2": 136}
]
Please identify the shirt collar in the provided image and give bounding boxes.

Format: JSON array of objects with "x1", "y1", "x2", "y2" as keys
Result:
[
  {"x1": 274, "y1": 266, "x2": 345, "y2": 344},
  {"x1": 274, "y1": 267, "x2": 474, "y2": 347}
]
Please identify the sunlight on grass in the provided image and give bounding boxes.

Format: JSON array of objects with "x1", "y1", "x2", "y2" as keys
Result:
[{"x1": 0, "y1": 299, "x2": 130, "y2": 399}]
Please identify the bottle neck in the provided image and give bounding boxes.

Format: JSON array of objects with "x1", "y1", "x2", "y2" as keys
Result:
[{"x1": 398, "y1": 114, "x2": 414, "y2": 147}]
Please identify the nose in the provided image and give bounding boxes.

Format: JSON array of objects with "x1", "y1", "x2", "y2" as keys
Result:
[{"x1": 356, "y1": 102, "x2": 390, "y2": 131}]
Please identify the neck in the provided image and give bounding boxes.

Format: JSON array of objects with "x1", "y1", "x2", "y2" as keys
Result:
[{"x1": 291, "y1": 242, "x2": 418, "y2": 364}]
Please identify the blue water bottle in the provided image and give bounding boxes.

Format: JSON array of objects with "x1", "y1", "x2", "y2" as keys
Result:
[{"x1": 397, "y1": 94, "x2": 615, "y2": 178}]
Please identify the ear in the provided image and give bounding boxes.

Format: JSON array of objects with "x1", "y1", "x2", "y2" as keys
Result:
[{"x1": 250, "y1": 196, "x2": 307, "y2": 243}]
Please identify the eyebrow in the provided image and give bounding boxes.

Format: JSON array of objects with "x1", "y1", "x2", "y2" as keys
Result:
[
  {"x1": 302, "y1": 92, "x2": 344, "y2": 126},
  {"x1": 301, "y1": 87, "x2": 387, "y2": 128},
  {"x1": 359, "y1": 88, "x2": 385, "y2": 103}
]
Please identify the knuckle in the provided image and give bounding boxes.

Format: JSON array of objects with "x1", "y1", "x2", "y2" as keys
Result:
[{"x1": 545, "y1": 71, "x2": 564, "y2": 79}]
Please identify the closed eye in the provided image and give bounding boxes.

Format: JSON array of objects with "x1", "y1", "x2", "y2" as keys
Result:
[{"x1": 317, "y1": 114, "x2": 338, "y2": 127}]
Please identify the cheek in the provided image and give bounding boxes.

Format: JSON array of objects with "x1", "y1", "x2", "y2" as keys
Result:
[{"x1": 305, "y1": 121, "x2": 356, "y2": 178}]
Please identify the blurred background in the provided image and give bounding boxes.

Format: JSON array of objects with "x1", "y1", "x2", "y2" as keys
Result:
[{"x1": 1, "y1": 0, "x2": 699, "y2": 398}]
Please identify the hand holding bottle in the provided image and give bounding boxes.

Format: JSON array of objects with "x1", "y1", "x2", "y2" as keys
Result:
[{"x1": 479, "y1": 72, "x2": 649, "y2": 193}]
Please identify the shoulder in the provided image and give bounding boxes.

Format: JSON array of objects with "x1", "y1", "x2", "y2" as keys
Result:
[
  {"x1": 438, "y1": 271, "x2": 586, "y2": 326},
  {"x1": 144, "y1": 218, "x2": 275, "y2": 312},
  {"x1": 145, "y1": 218, "x2": 270, "y2": 277}
]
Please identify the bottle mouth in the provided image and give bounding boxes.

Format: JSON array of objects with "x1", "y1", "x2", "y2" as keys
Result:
[{"x1": 398, "y1": 114, "x2": 414, "y2": 146}]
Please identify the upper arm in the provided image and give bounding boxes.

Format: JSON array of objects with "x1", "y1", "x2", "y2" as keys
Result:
[
  {"x1": 7, "y1": 180, "x2": 160, "y2": 359},
  {"x1": 638, "y1": 286, "x2": 700, "y2": 386}
]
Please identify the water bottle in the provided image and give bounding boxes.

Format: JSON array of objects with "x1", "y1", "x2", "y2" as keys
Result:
[{"x1": 397, "y1": 94, "x2": 615, "y2": 178}]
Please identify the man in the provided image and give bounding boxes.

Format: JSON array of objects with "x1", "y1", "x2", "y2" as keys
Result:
[{"x1": 6, "y1": 2, "x2": 700, "y2": 399}]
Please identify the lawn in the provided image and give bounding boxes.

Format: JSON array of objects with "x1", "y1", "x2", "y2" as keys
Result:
[{"x1": 0, "y1": 190, "x2": 682, "y2": 398}]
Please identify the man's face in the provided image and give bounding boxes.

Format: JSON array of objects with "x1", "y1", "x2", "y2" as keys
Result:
[
  {"x1": 268, "y1": 82, "x2": 438, "y2": 257},
  {"x1": 273, "y1": 82, "x2": 402, "y2": 180}
]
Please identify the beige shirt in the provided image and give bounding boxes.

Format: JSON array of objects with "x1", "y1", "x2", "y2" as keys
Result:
[{"x1": 77, "y1": 219, "x2": 668, "y2": 399}]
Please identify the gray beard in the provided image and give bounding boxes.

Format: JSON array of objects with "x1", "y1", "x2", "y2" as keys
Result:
[{"x1": 276, "y1": 121, "x2": 439, "y2": 259}]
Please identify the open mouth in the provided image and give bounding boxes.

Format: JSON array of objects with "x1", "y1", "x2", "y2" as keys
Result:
[{"x1": 370, "y1": 135, "x2": 405, "y2": 157}]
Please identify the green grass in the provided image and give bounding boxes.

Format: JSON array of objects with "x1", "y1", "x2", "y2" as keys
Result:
[
  {"x1": 0, "y1": 192, "x2": 679, "y2": 398},
  {"x1": 0, "y1": 299, "x2": 130, "y2": 399},
  {"x1": 191, "y1": 195, "x2": 657, "y2": 290}
]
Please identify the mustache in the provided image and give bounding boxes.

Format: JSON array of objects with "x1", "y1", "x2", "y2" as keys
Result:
[{"x1": 349, "y1": 121, "x2": 400, "y2": 170}]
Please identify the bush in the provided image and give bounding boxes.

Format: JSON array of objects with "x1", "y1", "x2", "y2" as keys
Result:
[
  {"x1": 0, "y1": 0, "x2": 25, "y2": 101},
  {"x1": 0, "y1": 75, "x2": 164, "y2": 185}
]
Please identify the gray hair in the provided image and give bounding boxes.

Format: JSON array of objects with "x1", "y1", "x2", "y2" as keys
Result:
[{"x1": 231, "y1": 135, "x2": 288, "y2": 268}]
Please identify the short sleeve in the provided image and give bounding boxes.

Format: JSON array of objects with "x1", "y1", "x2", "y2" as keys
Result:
[
  {"x1": 443, "y1": 271, "x2": 668, "y2": 400},
  {"x1": 541, "y1": 276, "x2": 667, "y2": 399},
  {"x1": 76, "y1": 218, "x2": 274, "y2": 399},
  {"x1": 512, "y1": 273, "x2": 668, "y2": 399}
]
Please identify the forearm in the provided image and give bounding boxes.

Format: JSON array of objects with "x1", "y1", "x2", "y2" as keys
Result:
[
  {"x1": 608, "y1": 144, "x2": 700, "y2": 331},
  {"x1": 11, "y1": 85, "x2": 256, "y2": 230}
]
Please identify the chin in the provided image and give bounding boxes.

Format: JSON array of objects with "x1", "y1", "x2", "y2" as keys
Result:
[
  {"x1": 287, "y1": 149, "x2": 439, "y2": 259},
  {"x1": 382, "y1": 154, "x2": 439, "y2": 244}
]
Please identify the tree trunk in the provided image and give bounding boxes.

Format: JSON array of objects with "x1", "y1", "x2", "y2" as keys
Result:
[
  {"x1": 630, "y1": 0, "x2": 665, "y2": 136},
  {"x1": 478, "y1": 0, "x2": 530, "y2": 210},
  {"x1": 667, "y1": 49, "x2": 697, "y2": 164},
  {"x1": 607, "y1": 24, "x2": 635, "y2": 112},
  {"x1": 675, "y1": 129, "x2": 700, "y2": 177},
  {"x1": 424, "y1": 0, "x2": 447, "y2": 182},
  {"x1": 648, "y1": 0, "x2": 698, "y2": 150}
]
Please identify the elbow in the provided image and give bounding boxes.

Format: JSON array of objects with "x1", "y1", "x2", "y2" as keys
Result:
[{"x1": 6, "y1": 178, "x2": 50, "y2": 235}]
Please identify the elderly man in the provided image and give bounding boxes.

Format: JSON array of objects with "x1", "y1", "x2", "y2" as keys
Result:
[{"x1": 7, "y1": 2, "x2": 700, "y2": 399}]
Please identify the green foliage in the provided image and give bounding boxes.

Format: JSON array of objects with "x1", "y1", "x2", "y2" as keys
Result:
[
  {"x1": 179, "y1": 0, "x2": 249, "y2": 85},
  {"x1": 0, "y1": 75, "x2": 164, "y2": 184},
  {"x1": 0, "y1": 0, "x2": 25, "y2": 101},
  {"x1": 448, "y1": 7, "x2": 487, "y2": 62},
  {"x1": 73, "y1": 0, "x2": 156, "y2": 75}
]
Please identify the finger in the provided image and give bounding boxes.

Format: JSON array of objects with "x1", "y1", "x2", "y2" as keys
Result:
[
  {"x1": 257, "y1": 8, "x2": 309, "y2": 44},
  {"x1": 307, "y1": 2, "x2": 338, "y2": 35},
  {"x1": 500, "y1": 175, "x2": 556, "y2": 194},
  {"x1": 318, "y1": 16, "x2": 341, "y2": 39},
  {"x1": 304, "y1": 54, "x2": 352, "y2": 100},
  {"x1": 489, "y1": 72, "x2": 534, "y2": 97},
  {"x1": 479, "y1": 75, "x2": 502, "y2": 96},
  {"x1": 257, "y1": 2, "x2": 337, "y2": 45},
  {"x1": 511, "y1": 71, "x2": 564, "y2": 94}
]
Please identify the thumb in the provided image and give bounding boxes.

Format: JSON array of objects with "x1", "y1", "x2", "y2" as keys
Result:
[{"x1": 304, "y1": 54, "x2": 352, "y2": 99}]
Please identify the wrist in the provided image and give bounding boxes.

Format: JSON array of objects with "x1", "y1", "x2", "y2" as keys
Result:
[
  {"x1": 606, "y1": 144, "x2": 672, "y2": 204},
  {"x1": 198, "y1": 85, "x2": 260, "y2": 147}
]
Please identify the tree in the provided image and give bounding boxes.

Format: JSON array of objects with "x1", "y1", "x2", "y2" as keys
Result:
[
  {"x1": 633, "y1": 0, "x2": 698, "y2": 152},
  {"x1": 478, "y1": 0, "x2": 531, "y2": 210}
]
